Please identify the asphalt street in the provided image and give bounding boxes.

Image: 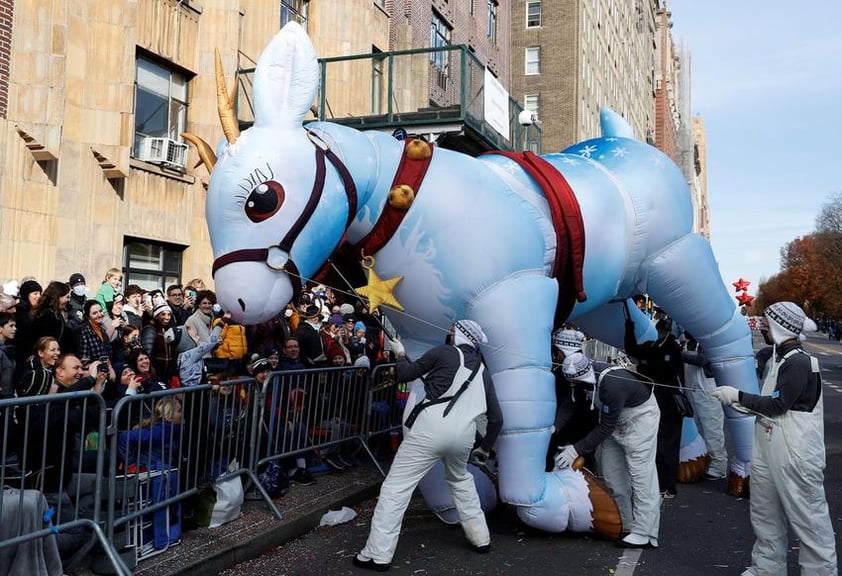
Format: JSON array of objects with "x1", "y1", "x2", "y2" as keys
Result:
[{"x1": 222, "y1": 334, "x2": 842, "y2": 576}]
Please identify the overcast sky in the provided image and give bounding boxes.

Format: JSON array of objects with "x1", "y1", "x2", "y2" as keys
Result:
[{"x1": 668, "y1": 1, "x2": 842, "y2": 295}]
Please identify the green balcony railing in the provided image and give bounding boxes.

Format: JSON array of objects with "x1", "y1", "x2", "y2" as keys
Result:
[{"x1": 237, "y1": 44, "x2": 541, "y2": 154}]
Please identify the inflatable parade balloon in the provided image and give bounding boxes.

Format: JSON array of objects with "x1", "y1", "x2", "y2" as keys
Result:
[
  {"x1": 737, "y1": 292, "x2": 756, "y2": 307},
  {"x1": 190, "y1": 22, "x2": 759, "y2": 536},
  {"x1": 733, "y1": 278, "x2": 751, "y2": 292}
]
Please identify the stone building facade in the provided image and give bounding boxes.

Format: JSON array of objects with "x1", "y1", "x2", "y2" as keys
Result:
[{"x1": 691, "y1": 115, "x2": 710, "y2": 238}]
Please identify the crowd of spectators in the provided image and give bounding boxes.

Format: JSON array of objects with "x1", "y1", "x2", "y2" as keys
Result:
[{"x1": 0, "y1": 272, "x2": 402, "y2": 570}]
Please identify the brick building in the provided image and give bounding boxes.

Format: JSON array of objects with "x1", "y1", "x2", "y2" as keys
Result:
[{"x1": 509, "y1": 0, "x2": 658, "y2": 153}]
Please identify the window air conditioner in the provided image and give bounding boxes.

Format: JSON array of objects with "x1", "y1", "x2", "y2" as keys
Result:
[{"x1": 138, "y1": 137, "x2": 188, "y2": 169}]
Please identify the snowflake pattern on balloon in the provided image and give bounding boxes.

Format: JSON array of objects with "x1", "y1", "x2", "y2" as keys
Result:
[{"x1": 577, "y1": 145, "x2": 598, "y2": 158}]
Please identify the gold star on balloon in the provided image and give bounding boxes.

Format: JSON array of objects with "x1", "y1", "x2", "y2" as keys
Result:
[{"x1": 356, "y1": 265, "x2": 404, "y2": 314}]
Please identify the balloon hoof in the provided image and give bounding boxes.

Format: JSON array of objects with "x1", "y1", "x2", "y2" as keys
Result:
[
  {"x1": 572, "y1": 456, "x2": 586, "y2": 471},
  {"x1": 678, "y1": 454, "x2": 710, "y2": 484},
  {"x1": 727, "y1": 472, "x2": 750, "y2": 497},
  {"x1": 581, "y1": 467, "x2": 623, "y2": 540}
]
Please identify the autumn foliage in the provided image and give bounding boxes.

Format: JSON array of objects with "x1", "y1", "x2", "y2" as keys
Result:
[{"x1": 756, "y1": 194, "x2": 842, "y2": 320}]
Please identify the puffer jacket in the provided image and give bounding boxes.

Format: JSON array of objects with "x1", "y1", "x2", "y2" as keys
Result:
[{"x1": 212, "y1": 319, "x2": 248, "y2": 360}]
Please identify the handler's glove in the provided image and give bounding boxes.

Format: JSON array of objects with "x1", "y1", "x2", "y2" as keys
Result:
[
  {"x1": 469, "y1": 447, "x2": 489, "y2": 467},
  {"x1": 711, "y1": 386, "x2": 740, "y2": 406},
  {"x1": 554, "y1": 445, "x2": 578, "y2": 470}
]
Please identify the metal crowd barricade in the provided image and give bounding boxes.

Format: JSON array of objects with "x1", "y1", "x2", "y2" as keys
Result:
[
  {"x1": 365, "y1": 363, "x2": 407, "y2": 462},
  {"x1": 583, "y1": 339, "x2": 632, "y2": 366},
  {"x1": 104, "y1": 379, "x2": 280, "y2": 565},
  {"x1": 254, "y1": 365, "x2": 384, "y2": 478},
  {"x1": 0, "y1": 391, "x2": 131, "y2": 576}
]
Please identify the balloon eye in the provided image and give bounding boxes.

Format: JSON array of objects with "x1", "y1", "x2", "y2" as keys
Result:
[{"x1": 245, "y1": 181, "x2": 284, "y2": 223}]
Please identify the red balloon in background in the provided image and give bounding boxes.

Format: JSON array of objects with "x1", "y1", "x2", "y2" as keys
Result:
[
  {"x1": 736, "y1": 291, "x2": 755, "y2": 306},
  {"x1": 733, "y1": 278, "x2": 751, "y2": 292}
]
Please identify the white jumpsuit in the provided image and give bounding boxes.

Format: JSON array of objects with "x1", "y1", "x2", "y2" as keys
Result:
[
  {"x1": 745, "y1": 349, "x2": 837, "y2": 576},
  {"x1": 360, "y1": 347, "x2": 490, "y2": 563},
  {"x1": 593, "y1": 369, "x2": 661, "y2": 544},
  {"x1": 686, "y1": 362, "x2": 728, "y2": 477}
]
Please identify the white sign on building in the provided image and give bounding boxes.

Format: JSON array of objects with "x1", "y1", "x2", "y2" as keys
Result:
[{"x1": 483, "y1": 68, "x2": 510, "y2": 141}]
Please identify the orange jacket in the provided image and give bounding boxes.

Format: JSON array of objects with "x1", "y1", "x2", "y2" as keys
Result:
[{"x1": 212, "y1": 319, "x2": 248, "y2": 360}]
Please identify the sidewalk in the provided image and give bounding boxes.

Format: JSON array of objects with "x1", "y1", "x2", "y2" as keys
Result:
[{"x1": 131, "y1": 463, "x2": 384, "y2": 576}]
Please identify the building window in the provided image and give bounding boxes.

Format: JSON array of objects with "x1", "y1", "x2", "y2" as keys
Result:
[
  {"x1": 134, "y1": 55, "x2": 188, "y2": 157},
  {"x1": 487, "y1": 0, "x2": 498, "y2": 43},
  {"x1": 527, "y1": 1, "x2": 542, "y2": 27},
  {"x1": 525, "y1": 47, "x2": 541, "y2": 75},
  {"x1": 430, "y1": 11, "x2": 451, "y2": 74},
  {"x1": 281, "y1": 0, "x2": 308, "y2": 30},
  {"x1": 524, "y1": 94, "x2": 540, "y2": 118},
  {"x1": 123, "y1": 238, "x2": 184, "y2": 293},
  {"x1": 372, "y1": 48, "x2": 385, "y2": 114}
]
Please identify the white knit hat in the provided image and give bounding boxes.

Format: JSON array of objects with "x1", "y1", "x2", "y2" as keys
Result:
[
  {"x1": 562, "y1": 351, "x2": 596, "y2": 384},
  {"x1": 153, "y1": 301, "x2": 173, "y2": 318},
  {"x1": 764, "y1": 301, "x2": 817, "y2": 345},
  {"x1": 552, "y1": 328, "x2": 585, "y2": 354},
  {"x1": 452, "y1": 320, "x2": 488, "y2": 348},
  {"x1": 2, "y1": 279, "x2": 19, "y2": 297}
]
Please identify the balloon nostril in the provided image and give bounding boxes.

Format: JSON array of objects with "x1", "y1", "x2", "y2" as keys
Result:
[{"x1": 238, "y1": 298, "x2": 246, "y2": 312}]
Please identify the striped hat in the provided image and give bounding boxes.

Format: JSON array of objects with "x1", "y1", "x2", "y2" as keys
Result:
[
  {"x1": 552, "y1": 328, "x2": 585, "y2": 354},
  {"x1": 764, "y1": 301, "x2": 817, "y2": 345},
  {"x1": 251, "y1": 357, "x2": 272, "y2": 374},
  {"x1": 452, "y1": 320, "x2": 488, "y2": 348},
  {"x1": 562, "y1": 351, "x2": 595, "y2": 384}
]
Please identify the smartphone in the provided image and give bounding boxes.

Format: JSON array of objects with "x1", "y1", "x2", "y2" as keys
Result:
[{"x1": 98, "y1": 356, "x2": 110, "y2": 373}]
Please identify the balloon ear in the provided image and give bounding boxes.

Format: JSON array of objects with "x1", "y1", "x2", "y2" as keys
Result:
[{"x1": 252, "y1": 21, "x2": 320, "y2": 130}]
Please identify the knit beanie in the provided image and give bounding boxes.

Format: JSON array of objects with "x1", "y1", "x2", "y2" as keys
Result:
[
  {"x1": 562, "y1": 351, "x2": 596, "y2": 385},
  {"x1": 19, "y1": 280, "x2": 43, "y2": 301},
  {"x1": 452, "y1": 320, "x2": 488, "y2": 348},
  {"x1": 353, "y1": 321, "x2": 367, "y2": 333},
  {"x1": 326, "y1": 339, "x2": 345, "y2": 361},
  {"x1": 552, "y1": 328, "x2": 585, "y2": 355},
  {"x1": 153, "y1": 301, "x2": 173, "y2": 318},
  {"x1": 2, "y1": 280, "x2": 19, "y2": 297},
  {"x1": 764, "y1": 301, "x2": 817, "y2": 345},
  {"x1": 251, "y1": 357, "x2": 271, "y2": 374}
]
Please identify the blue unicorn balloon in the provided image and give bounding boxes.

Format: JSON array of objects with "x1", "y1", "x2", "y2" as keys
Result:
[{"x1": 193, "y1": 22, "x2": 757, "y2": 535}]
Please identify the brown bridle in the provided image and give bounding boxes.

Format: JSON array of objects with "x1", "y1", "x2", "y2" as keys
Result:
[{"x1": 211, "y1": 130, "x2": 357, "y2": 307}]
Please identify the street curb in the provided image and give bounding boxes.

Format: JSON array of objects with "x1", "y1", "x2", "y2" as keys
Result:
[{"x1": 168, "y1": 481, "x2": 382, "y2": 575}]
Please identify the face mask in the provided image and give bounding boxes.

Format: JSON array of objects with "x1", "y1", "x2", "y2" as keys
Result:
[{"x1": 73, "y1": 285, "x2": 86, "y2": 297}]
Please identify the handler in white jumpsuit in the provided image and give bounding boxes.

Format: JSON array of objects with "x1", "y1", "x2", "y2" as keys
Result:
[
  {"x1": 354, "y1": 320, "x2": 503, "y2": 572},
  {"x1": 713, "y1": 301, "x2": 837, "y2": 576},
  {"x1": 557, "y1": 352, "x2": 661, "y2": 548}
]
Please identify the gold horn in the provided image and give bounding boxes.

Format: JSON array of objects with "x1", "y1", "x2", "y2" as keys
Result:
[
  {"x1": 181, "y1": 132, "x2": 217, "y2": 172},
  {"x1": 215, "y1": 48, "x2": 240, "y2": 144}
]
